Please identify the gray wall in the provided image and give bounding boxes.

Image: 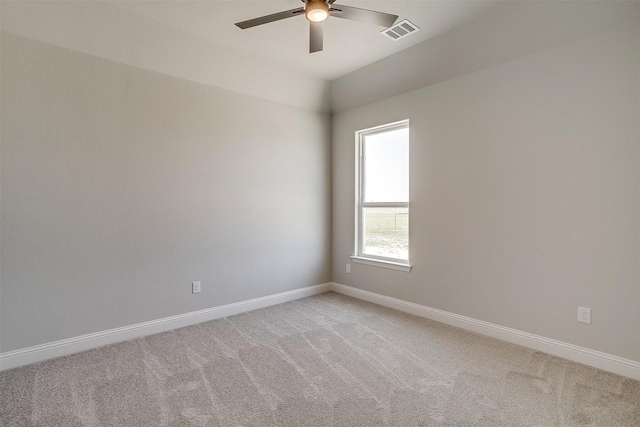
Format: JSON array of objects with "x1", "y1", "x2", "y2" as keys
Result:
[
  {"x1": 331, "y1": 19, "x2": 640, "y2": 361},
  {"x1": 1, "y1": 33, "x2": 331, "y2": 352}
]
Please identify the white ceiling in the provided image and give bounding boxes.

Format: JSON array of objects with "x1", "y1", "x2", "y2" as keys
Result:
[
  {"x1": 112, "y1": 1, "x2": 501, "y2": 80},
  {"x1": 2, "y1": 1, "x2": 632, "y2": 112}
]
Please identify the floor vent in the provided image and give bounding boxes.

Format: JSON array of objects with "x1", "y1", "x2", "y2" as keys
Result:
[{"x1": 382, "y1": 19, "x2": 420, "y2": 40}]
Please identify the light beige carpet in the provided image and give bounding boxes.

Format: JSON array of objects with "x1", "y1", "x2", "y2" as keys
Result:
[{"x1": 1, "y1": 292, "x2": 639, "y2": 426}]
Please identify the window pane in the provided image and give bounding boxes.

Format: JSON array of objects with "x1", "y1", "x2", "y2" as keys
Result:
[
  {"x1": 363, "y1": 128, "x2": 409, "y2": 203},
  {"x1": 363, "y1": 207, "x2": 408, "y2": 260}
]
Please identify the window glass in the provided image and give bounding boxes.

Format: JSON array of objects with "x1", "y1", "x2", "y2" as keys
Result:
[
  {"x1": 362, "y1": 207, "x2": 408, "y2": 260},
  {"x1": 363, "y1": 128, "x2": 409, "y2": 203}
]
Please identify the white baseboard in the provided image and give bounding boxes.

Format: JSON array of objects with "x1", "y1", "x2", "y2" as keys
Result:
[
  {"x1": 330, "y1": 282, "x2": 640, "y2": 381},
  {"x1": 0, "y1": 283, "x2": 331, "y2": 371},
  {"x1": 4, "y1": 281, "x2": 639, "y2": 381}
]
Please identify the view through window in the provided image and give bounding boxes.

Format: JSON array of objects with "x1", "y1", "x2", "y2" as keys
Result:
[{"x1": 357, "y1": 121, "x2": 409, "y2": 263}]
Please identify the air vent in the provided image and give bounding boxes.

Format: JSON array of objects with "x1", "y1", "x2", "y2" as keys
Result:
[{"x1": 382, "y1": 19, "x2": 420, "y2": 41}]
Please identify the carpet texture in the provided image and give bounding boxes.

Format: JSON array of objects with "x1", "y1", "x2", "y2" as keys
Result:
[{"x1": 1, "y1": 292, "x2": 639, "y2": 426}]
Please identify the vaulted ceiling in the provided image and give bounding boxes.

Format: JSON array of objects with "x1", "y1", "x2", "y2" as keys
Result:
[
  {"x1": 5, "y1": 1, "x2": 625, "y2": 114},
  {"x1": 2, "y1": 1, "x2": 501, "y2": 81},
  {"x1": 114, "y1": 1, "x2": 501, "y2": 80}
]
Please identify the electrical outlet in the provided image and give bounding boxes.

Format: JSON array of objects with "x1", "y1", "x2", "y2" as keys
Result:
[
  {"x1": 192, "y1": 281, "x2": 201, "y2": 294},
  {"x1": 578, "y1": 307, "x2": 591, "y2": 324},
  {"x1": 346, "y1": 264, "x2": 351, "y2": 274}
]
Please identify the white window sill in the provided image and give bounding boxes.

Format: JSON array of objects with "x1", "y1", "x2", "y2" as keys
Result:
[{"x1": 350, "y1": 256, "x2": 412, "y2": 272}]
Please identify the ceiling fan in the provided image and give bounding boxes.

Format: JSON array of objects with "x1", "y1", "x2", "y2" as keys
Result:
[{"x1": 235, "y1": 0, "x2": 398, "y2": 53}]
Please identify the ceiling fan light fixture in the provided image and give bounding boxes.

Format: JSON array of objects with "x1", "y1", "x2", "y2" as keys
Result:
[{"x1": 305, "y1": 0, "x2": 330, "y2": 23}]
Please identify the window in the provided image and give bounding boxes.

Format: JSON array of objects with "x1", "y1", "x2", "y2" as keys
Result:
[{"x1": 353, "y1": 120, "x2": 410, "y2": 271}]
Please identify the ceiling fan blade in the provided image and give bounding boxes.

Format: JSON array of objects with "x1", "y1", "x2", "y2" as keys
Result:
[
  {"x1": 235, "y1": 7, "x2": 304, "y2": 29},
  {"x1": 310, "y1": 22, "x2": 323, "y2": 53},
  {"x1": 330, "y1": 4, "x2": 398, "y2": 28}
]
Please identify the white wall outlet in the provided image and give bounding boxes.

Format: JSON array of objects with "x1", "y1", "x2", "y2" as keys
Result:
[
  {"x1": 346, "y1": 264, "x2": 351, "y2": 274},
  {"x1": 192, "y1": 281, "x2": 201, "y2": 294},
  {"x1": 578, "y1": 307, "x2": 591, "y2": 324}
]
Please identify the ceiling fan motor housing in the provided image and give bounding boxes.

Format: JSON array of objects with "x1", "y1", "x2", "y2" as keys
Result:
[{"x1": 305, "y1": 0, "x2": 330, "y2": 23}]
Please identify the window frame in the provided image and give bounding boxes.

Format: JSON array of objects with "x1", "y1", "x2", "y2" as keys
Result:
[{"x1": 352, "y1": 120, "x2": 411, "y2": 272}]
